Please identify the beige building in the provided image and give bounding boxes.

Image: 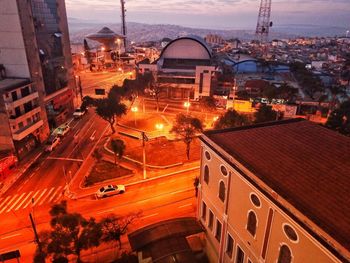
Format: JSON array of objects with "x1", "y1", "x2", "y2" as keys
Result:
[
  {"x1": 197, "y1": 119, "x2": 350, "y2": 263},
  {"x1": 139, "y1": 36, "x2": 216, "y2": 100}
]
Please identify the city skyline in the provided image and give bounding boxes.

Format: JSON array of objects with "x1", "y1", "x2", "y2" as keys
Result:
[{"x1": 65, "y1": 0, "x2": 350, "y2": 30}]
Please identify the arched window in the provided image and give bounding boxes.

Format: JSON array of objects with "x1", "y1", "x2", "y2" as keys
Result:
[
  {"x1": 247, "y1": 211, "x2": 257, "y2": 236},
  {"x1": 277, "y1": 245, "x2": 292, "y2": 263},
  {"x1": 219, "y1": 181, "x2": 225, "y2": 202},
  {"x1": 204, "y1": 165, "x2": 209, "y2": 184}
]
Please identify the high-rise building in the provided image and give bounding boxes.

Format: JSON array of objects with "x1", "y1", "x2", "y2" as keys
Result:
[{"x1": 0, "y1": 0, "x2": 76, "y2": 158}]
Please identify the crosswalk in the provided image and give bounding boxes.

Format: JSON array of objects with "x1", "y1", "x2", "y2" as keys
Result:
[{"x1": 0, "y1": 186, "x2": 64, "y2": 214}]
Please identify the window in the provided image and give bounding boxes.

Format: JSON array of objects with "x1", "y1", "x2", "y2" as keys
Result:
[
  {"x1": 215, "y1": 220, "x2": 222, "y2": 242},
  {"x1": 220, "y1": 165, "x2": 228, "y2": 176},
  {"x1": 204, "y1": 151, "x2": 211, "y2": 160},
  {"x1": 201, "y1": 202, "x2": 207, "y2": 221},
  {"x1": 250, "y1": 193, "x2": 261, "y2": 208},
  {"x1": 283, "y1": 224, "x2": 298, "y2": 242},
  {"x1": 204, "y1": 165, "x2": 209, "y2": 184},
  {"x1": 277, "y1": 245, "x2": 292, "y2": 263},
  {"x1": 208, "y1": 210, "x2": 214, "y2": 230},
  {"x1": 247, "y1": 211, "x2": 257, "y2": 237},
  {"x1": 219, "y1": 181, "x2": 226, "y2": 202},
  {"x1": 226, "y1": 234, "x2": 234, "y2": 258},
  {"x1": 235, "y1": 246, "x2": 245, "y2": 263}
]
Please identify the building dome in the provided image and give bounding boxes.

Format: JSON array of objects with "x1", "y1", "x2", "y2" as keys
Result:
[{"x1": 160, "y1": 36, "x2": 212, "y2": 60}]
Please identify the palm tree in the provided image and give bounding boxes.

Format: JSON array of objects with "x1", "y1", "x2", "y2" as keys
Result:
[
  {"x1": 171, "y1": 114, "x2": 203, "y2": 160},
  {"x1": 110, "y1": 139, "x2": 125, "y2": 166}
]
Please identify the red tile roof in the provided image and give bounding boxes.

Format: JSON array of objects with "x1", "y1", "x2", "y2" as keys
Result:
[{"x1": 204, "y1": 119, "x2": 350, "y2": 253}]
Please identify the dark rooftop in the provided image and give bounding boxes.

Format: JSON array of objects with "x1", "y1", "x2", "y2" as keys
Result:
[
  {"x1": 0, "y1": 78, "x2": 30, "y2": 92},
  {"x1": 203, "y1": 119, "x2": 350, "y2": 253}
]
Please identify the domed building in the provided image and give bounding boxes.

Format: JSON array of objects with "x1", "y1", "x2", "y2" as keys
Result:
[{"x1": 139, "y1": 36, "x2": 216, "y2": 99}]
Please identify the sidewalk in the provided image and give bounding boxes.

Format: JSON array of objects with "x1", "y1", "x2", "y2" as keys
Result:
[{"x1": 0, "y1": 147, "x2": 43, "y2": 197}]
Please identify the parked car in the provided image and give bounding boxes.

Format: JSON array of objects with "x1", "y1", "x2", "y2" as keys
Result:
[
  {"x1": 96, "y1": 185, "x2": 125, "y2": 198},
  {"x1": 73, "y1": 107, "x2": 86, "y2": 118},
  {"x1": 55, "y1": 123, "x2": 71, "y2": 137},
  {"x1": 45, "y1": 135, "x2": 60, "y2": 152}
]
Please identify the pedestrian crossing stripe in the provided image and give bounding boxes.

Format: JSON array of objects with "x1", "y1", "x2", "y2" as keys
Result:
[{"x1": 0, "y1": 187, "x2": 64, "y2": 214}]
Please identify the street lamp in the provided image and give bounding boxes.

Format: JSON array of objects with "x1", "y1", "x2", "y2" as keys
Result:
[
  {"x1": 131, "y1": 106, "x2": 138, "y2": 126},
  {"x1": 184, "y1": 101, "x2": 191, "y2": 114},
  {"x1": 346, "y1": 30, "x2": 350, "y2": 38}
]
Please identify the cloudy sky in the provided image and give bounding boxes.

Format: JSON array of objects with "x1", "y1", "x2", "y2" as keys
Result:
[{"x1": 65, "y1": 0, "x2": 350, "y2": 29}]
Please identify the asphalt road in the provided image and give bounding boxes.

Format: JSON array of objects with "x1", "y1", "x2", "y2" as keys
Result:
[{"x1": 0, "y1": 169, "x2": 197, "y2": 261}]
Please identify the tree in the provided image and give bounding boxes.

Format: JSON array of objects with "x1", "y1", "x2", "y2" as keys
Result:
[
  {"x1": 110, "y1": 139, "x2": 126, "y2": 165},
  {"x1": 37, "y1": 201, "x2": 102, "y2": 262},
  {"x1": 101, "y1": 213, "x2": 140, "y2": 249},
  {"x1": 325, "y1": 100, "x2": 350, "y2": 135},
  {"x1": 95, "y1": 90, "x2": 127, "y2": 134},
  {"x1": 262, "y1": 84, "x2": 277, "y2": 101},
  {"x1": 171, "y1": 114, "x2": 203, "y2": 160},
  {"x1": 83, "y1": 39, "x2": 92, "y2": 65},
  {"x1": 150, "y1": 72, "x2": 162, "y2": 112},
  {"x1": 214, "y1": 109, "x2": 249, "y2": 129},
  {"x1": 254, "y1": 104, "x2": 278, "y2": 123},
  {"x1": 328, "y1": 85, "x2": 347, "y2": 111},
  {"x1": 199, "y1": 97, "x2": 216, "y2": 121}
]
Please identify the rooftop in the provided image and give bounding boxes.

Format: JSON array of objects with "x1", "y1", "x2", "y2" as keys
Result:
[
  {"x1": 202, "y1": 119, "x2": 350, "y2": 255},
  {"x1": 0, "y1": 78, "x2": 30, "y2": 92}
]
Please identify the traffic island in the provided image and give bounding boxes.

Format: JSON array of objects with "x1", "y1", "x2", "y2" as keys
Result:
[{"x1": 84, "y1": 160, "x2": 133, "y2": 187}]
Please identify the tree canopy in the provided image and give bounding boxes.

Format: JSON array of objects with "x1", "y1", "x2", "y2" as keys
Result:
[
  {"x1": 254, "y1": 104, "x2": 278, "y2": 123},
  {"x1": 214, "y1": 109, "x2": 249, "y2": 129},
  {"x1": 171, "y1": 114, "x2": 203, "y2": 160},
  {"x1": 325, "y1": 100, "x2": 350, "y2": 136}
]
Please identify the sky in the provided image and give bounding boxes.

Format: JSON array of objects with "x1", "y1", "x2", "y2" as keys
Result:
[{"x1": 65, "y1": 0, "x2": 350, "y2": 30}]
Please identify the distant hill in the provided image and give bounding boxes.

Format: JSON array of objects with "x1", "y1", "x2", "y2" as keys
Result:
[{"x1": 68, "y1": 18, "x2": 347, "y2": 44}]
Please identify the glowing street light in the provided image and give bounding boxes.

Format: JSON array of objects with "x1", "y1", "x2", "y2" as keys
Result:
[
  {"x1": 213, "y1": 116, "x2": 219, "y2": 122},
  {"x1": 155, "y1": 123, "x2": 164, "y2": 131},
  {"x1": 184, "y1": 101, "x2": 191, "y2": 114}
]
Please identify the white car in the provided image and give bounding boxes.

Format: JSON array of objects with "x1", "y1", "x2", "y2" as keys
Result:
[
  {"x1": 55, "y1": 123, "x2": 71, "y2": 137},
  {"x1": 45, "y1": 135, "x2": 60, "y2": 152},
  {"x1": 96, "y1": 184, "x2": 125, "y2": 198},
  {"x1": 73, "y1": 107, "x2": 86, "y2": 118}
]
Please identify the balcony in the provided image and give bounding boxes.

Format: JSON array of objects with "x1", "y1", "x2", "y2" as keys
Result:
[
  {"x1": 5, "y1": 91, "x2": 39, "y2": 110},
  {"x1": 9, "y1": 106, "x2": 41, "y2": 126},
  {"x1": 12, "y1": 120, "x2": 43, "y2": 141}
]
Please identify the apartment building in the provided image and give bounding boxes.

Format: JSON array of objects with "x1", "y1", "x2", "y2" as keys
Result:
[
  {"x1": 197, "y1": 119, "x2": 349, "y2": 263},
  {"x1": 0, "y1": 0, "x2": 76, "y2": 134},
  {"x1": 0, "y1": 79, "x2": 44, "y2": 159}
]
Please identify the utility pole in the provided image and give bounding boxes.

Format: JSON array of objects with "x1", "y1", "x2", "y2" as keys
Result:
[
  {"x1": 29, "y1": 213, "x2": 42, "y2": 253},
  {"x1": 141, "y1": 131, "x2": 148, "y2": 179},
  {"x1": 120, "y1": 0, "x2": 127, "y2": 50},
  {"x1": 255, "y1": 0, "x2": 272, "y2": 43}
]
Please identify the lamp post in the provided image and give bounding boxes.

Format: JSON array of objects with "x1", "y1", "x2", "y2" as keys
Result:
[
  {"x1": 155, "y1": 123, "x2": 164, "y2": 140},
  {"x1": 184, "y1": 100, "x2": 190, "y2": 115},
  {"x1": 75, "y1": 75, "x2": 83, "y2": 103},
  {"x1": 131, "y1": 106, "x2": 138, "y2": 127},
  {"x1": 346, "y1": 30, "x2": 349, "y2": 38}
]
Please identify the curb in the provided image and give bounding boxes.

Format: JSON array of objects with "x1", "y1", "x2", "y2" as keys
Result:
[
  {"x1": 0, "y1": 152, "x2": 43, "y2": 197},
  {"x1": 72, "y1": 165, "x2": 200, "y2": 199}
]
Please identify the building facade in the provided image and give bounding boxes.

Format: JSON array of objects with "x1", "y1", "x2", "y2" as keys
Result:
[
  {"x1": 139, "y1": 36, "x2": 216, "y2": 100},
  {"x1": 197, "y1": 119, "x2": 349, "y2": 263},
  {"x1": 0, "y1": 0, "x2": 76, "y2": 133}
]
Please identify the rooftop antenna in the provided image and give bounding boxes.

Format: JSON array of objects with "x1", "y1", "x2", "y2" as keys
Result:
[{"x1": 120, "y1": 0, "x2": 127, "y2": 50}]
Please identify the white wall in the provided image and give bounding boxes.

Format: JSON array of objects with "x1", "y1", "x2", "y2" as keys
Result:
[
  {"x1": 162, "y1": 39, "x2": 210, "y2": 60},
  {"x1": 0, "y1": 0, "x2": 30, "y2": 78}
]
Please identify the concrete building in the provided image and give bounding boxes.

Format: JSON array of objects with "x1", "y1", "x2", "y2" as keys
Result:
[
  {"x1": 139, "y1": 36, "x2": 216, "y2": 100},
  {"x1": 0, "y1": 0, "x2": 76, "y2": 133},
  {"x1": 197, "y1": 119, "x2": 350, "y2": 263}
]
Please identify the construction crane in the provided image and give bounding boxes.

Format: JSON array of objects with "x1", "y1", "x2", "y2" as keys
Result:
[
  {"x1": 120, "y1": 0, "x2": 127, "y2": 50},
  {"x1": 255, "y1": 0, "x2": 272, "y2": 43}
]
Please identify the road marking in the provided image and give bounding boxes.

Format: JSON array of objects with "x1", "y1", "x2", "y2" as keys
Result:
[
  {"x1": 0, "y1": 195, "x2": 18, "y2": 214},
  {"x1": 15, "y1": 191, "x2": 33, "y2": 211},
  {"x1": 178, "y1": 203, "x2": 192, "y2": 209},
  {"x1": 67, "y1": 118, "x2": 74, "y2": 125},
  {"x1": 1, "y1": 233, "x2": 21, "y2": 240},
  {"x1": 38, "y1": 187, "x2": 55, "y2": 206},
  {"x1": 140, "y1": 213, "x2": 158, "y2": 219},
  {"x1": 6, "y1": 193, "x2": 26, "y2": 213},
  {"x1": 0, "y1": 196, "x2": 11, "y2": 210},
  {"x1": 158, "y1": 182, "x2": 166, "y2": 185},
  {"x1": 72, "y1": 120, "x2": 81, "y2": 129},
  {"x1": 96, "y1": 209, "x2": 114, "y2": 215},
  {"x1": 53, "y1": 190, "x2": 63, "y2": 203},
  {"x1": 46, "y1": 157, "x2": 83, "y2": 162},
  {"x1": 49, "y1": 186, "x2": 63, "y2": 203},
  {"x1": 32, "y1": 189, "x2": 47, "y2": 206},
  {"x1": 23, "y1": 190, "x2": 40, "y2": 209}
]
